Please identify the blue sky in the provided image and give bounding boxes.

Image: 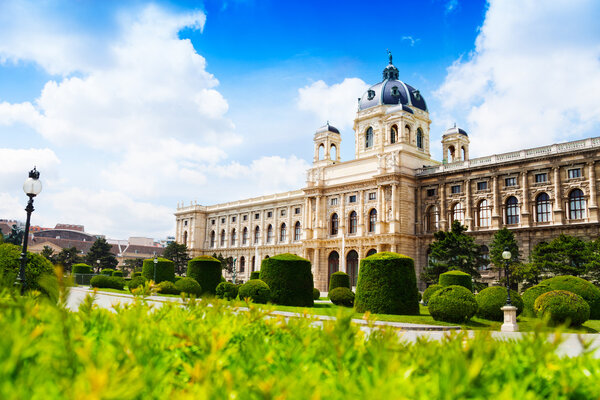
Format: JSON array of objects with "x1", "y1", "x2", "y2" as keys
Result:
[{"x1": 1, "y1": 0, "x2": 599, "y2": 239}]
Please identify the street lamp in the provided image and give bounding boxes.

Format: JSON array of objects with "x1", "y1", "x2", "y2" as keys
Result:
[
  {"x1": 18, "y1": 167, "x2": 42, "y2": 293},
  {"x1": 232, "y1": 257, "x2": 237, "y2": 284},
  {"x1": 153, "y1": 253, "x2": 158, "y2": 282},
  {"x1": 96, "y1": 259, "x2": 100, "y2": 274},
  {"x1": 502, "y1": 248, "x2": 512, "y2": 305},
  {"x1": 500, "y1": 247, "x2": 518, "y2": 332}
]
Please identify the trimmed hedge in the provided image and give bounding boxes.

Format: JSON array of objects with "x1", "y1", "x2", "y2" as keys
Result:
[
  {"x1": 112, "y1": 270, "x2": 123, "y2": 277},
  {"x1": 157, "y1": 281, "x2": 179, "y2": 295},
  {"x1": 534, "y1": 290, "x2": 590, "y2": 326},
  {"x1": 329, "y1": 271, "x2": 351, "y2": 292},
  {"x1": 428, "y1": 285, "x2": 478, "y2": 323},
  {"x1": 101, "y1": 269, "x2": 115, "y2": 276},
  {"x1": 423, "y1": 284, "x2": 443, "y2": 305},
  {"x1": 175, "y1": 277, "x2": 202, "y2": 296},
  {"x1": 72, "y1": 263, "x2": 92, "y2": 274},
  {"x1": 216, "y1": 282, "x2": 238, "y2": 300},
  {"x1": 128, "y1": 276, "x2": 147, "y2": 292},
  {"x1": 354, "y1": 252, "x2": 419, "y2": 315},
  {"x1": 475, "y1": 286, "x2": 523, "y2": 321},
  {"x1": 329, "y1": 287, "x2": 354, "y2": 307},
  {"x1": 313, "y1": 288, "x2": 320, "y2": 300},
  {"x1": 142, "y1": 258, "x2": 175, "y2": 284},
  {"x1": 540, "y1": 276, "x2": 600, "y2": 319},
  {"x1": 133, "y1": 272, "x2": 142, "y2": 277},
  {"x1": 259, "y1": 253, "x2": 314, "y2": 307},
  {"x1": 90, "y1": 275, "x2": 125, "y2": 290},
  {"x1": 522, "y1": 284, "x2": 553, "y2": 317},
  {"x1": 439, "y1": 270, "x2": 473, "y2": 291},
  {"x1": 187, "y1": 256, "x2": 222, "y2": 295},
  {"x1": 250, "y1": 271, "x2": 260, "y2": 280},
  {"x1": 238, "y1": 279, "x2": 270, "y2": 304}
]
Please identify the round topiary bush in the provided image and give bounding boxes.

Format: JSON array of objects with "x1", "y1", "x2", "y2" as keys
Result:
[
  {"x1": 475, "y1": 286, "x2": 523, "y2": 321},
  {"x1": 90, "y1": 275, "x2": 125, "y2": 290},
  {"x1": 259, "y1": 253, "x2": 314, "y2": 307},
  {"x1": 329, "y1": 287, "x2": 355, "y2": 307},
  {"x1": 142, "y1": 258, "x2": 175, "y2": 284},
  {"x1": 354, "y1": 252, "x2": 420, "y2": 315},
  {"x1": 112, "y1": 270, "x2": 123, "y2": 277},
  {"x1": 157, "y1": 281, "x2": 179, "y2": 295},
  {"x1": 187, "y1": 256, "x2": 222, "y2": 295},
  {"x1": 250, "y1": 271, "x2": 260, "y2": 280},
  {"x1": 534, "y1": 290, "x2": 590, "y2": 326},
  {"x1": 522, "y1": 284, "x2": 553, "y2": 316},
  {"x1": 540, "y1": 276, "x2": 600, "y2": 319},
  {"x1": 428, "y1": 285, "x2": 478, "y2": 323},
  {"x1": 101, "y1": 268, "x2": 115, "y2": 276},
  {"x1": 313, "y1": 288, "x2": 320, "y2": 300},
  {"x1": 329, "y1": 271, "x2": 351, "y2": 292},
  {"x1": 0, "y1": 243, "x2": 54, "y2": 292},
  {"x1": 216, "y1": 281, "x2": 238, "y2": 300},
  {"x1": 439, "y1": 270, "x2": 473, "y2": 291},
  {"x1": 238, "y1": 279, "x2": 270, "y2": 304},
  {"x1": 128, "y1": 276, "x2": 147, "y2": 292},
  {"x1": 175, "y1": 277, "x2": 202, "y2": 296},
  {"x1": 423, "y1": 284, "x2": 443, "y2": 305},
  {"x1": 72, "y1": 263, "x2": 92, "y2": 274}
]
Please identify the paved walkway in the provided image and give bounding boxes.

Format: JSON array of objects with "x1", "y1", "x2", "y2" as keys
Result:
[{"x1": 68, "y1": 287, "x2": 600, "y2": 357}]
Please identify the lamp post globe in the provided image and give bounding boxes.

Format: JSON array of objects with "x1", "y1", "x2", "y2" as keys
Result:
[
  {"x1": 18, "y1": 167, "x2": 41, "y2": 293},
  {"x1": 502, "y1": 248, "x2": 512, "y2": 305}
]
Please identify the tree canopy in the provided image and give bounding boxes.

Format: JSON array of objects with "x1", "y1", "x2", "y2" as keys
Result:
[
  {"x1": 55, "y1": 246, "x2": 83, "y2": 273},
  {"x1": 530, "y1": 235, "x2": 590, "y2": 276},
  {"x1": 163, "y1": 242, "x2": 190, "y2": 275},
  {"x1": 85, "y1": 238, "x2": 118, "y2": 272}
]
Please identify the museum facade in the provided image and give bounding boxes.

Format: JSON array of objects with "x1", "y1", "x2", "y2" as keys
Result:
[{"x1": 175, "y1": 57, "x2": 600, "y2": 291}]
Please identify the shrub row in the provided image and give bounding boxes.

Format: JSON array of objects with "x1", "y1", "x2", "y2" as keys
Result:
[{"x1": 90, "y1": 275, "x2": 125, "y2": 290}]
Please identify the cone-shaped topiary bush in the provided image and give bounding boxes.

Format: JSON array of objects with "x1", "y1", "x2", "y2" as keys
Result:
[
  {"x1": 142, "y1": 258, "x2": 175, "y2": 284},
  {"x1": 329, "y1": 287, "x2": 355, "y2": 307},
  {"x1": 329, "y1": 271, "x2": 350, "y2": 292},
  {"x1": 239, "y1": 279, "x2": 270, "y2": 304},
  {"x1": 216, "y1": 281, "x2": 238, "y2": 300},
  {"x1": 428, "y1": 285, "x2": 477, "y2": 323},
  {"x1": 475, "y1": 286, "x2": 523, "y2": 321},
  {"x1": 439, "y1": 270, "x2": 473, "y2": 291},
  {"x1": 354, "y1": 252, "x2": 419, "y2": 315},
  {"x1": 534, "y1": 290, "x2": 590, "y2": 326},
  {"x1": 187, "y1": 256, "x2": 222, "y2": 295},
  {"x1": 259, "y1": 253, "x2": 314, "y2": 307},
  {"x1": 175, "y1": 277, "x2": 202, "y2": 296},
  {"x1": 72, "y1": 263, "x2": 92, "y2": 274},
  {"x1": 522, "y1": 284, "x2": 553, "y2": 316},
  {"x1": 423, "y1": 284, "x2": 443, "y2": 305},
  {"x1": 540, "y1": 276, "x2": 600, "y2": 319},
  {"x1": 313, "y1": 288, "x2": 320, "y2": 300}
]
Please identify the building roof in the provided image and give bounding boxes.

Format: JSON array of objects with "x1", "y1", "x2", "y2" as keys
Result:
[
  {"x1": 444, "y1": 125, "x2": 468, "y2": 136},
  {"x1": 315, "y1": 122, "x2": 340, "y2": 134}
]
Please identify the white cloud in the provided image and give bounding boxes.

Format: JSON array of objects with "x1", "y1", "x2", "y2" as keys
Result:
[
  {"x1": 297, "y1": 78, "x2": 368, "y2": 131},
  {"x1": 435, "y1": 0, "x2": 600, "y2": 157},
  {"x1": 402, "y1": 36, "x2": 420, "y2": 47},
  {"x1": 0, "y1": 193, "x2": 25, "y2": 221},
  {"x1": 0, "y1": 148, "x2": 61, "y2": 187}
]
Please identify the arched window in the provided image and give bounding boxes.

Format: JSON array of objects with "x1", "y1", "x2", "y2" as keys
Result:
[
  {"x1": 368, "y1": 209, "x2": 377, "y2": 233},
  {"x1": 330, "y1": 144, "x2": 337, "y2": 160},
  {"x1": 294, "y1": 222, "x2": 301, "y2": 241},
  {"x1": 239, "y1": 256, "x2": 245, "y2": 273},
  {"x1": 448, "y1": 145, "x2": 456, "y2": 162},
  {"x1": 477, "y1": 199, "x2": 491, "y2": 227},
  {"x1": 569, "y1": 189, "x2": 586, "y2": 219},
  {"x1": 183, "y1": 231, "x2": 188, "y2": 246},
  {"x1": 267, "y1": 224, "x2": 273, "y2": 243},
  {"x1": 318, "y1": 144, "x2": 324, "y2": 160},
  {"x1": 254, "y1": 226, "x2": 260, "y2": 244},
  {"x1": 479, "y1": 245, "x2": 490, "y2": 270},
  {"x1": 349, "y1": 211, "x2": 358, "y2": 234},
  {"x1": 461, "y1": 146, "x2": 466, "y2": 160},
  {"x1": 328, "y1": 251, "x2": 339, "y2": 286},
  {"x1": 506, "y1": 196, "x2": 520, "y2": 225},
  {"x1": 390, "y1": 125, "x2": 398, "y2": 144},
  {"x1": 280, "y1": 223, "x2": 287, "y2": 242},
  {"x1": 366, "y1": 249, "x2": 377, "y2": 257},
  {"x1": 209, "y1": 231, "x2": 215, "y2": 247},
  {"x1": 365, "y1": 127, "x2": 373, "y2": 148},
  {"x1": 330, "y1": 213, "x2": 338, "y2": 235},
  {"x1": 404, "y1": 124, "x2": 411, "y2": 142},
  {"x1": 242, "y1": 227, "x2": 248, "y2": 245},
  {"x1": 346, "y1": 250, "x2": 359, "y2": 287},
  {"x1": 451, "y1": 203, "x2": 465, "y2": 224},
  {"x1": 231, "y1": 229, "x2": 237, "y2": 246},
  {"x1": 536, "y1": 193, "x2": 551, "y2": 222},
  {"x1": 251, "y1": 256, "x2": 255, "y2": 272},
  {"x1": 416, "y1": 128, "x2": 423, "y2": 149},
  {"x1": 425, "y1": 206, "x2": 439, "y2": 232},
  {"x1": 220, "y1": 229, "x2": 226, "y2": 246}
]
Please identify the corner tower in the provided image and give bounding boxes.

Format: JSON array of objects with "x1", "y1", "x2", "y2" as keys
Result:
[
  {"x1": 313, "y1": 122, "x2": 342, "y2": 167},
  {"x1": 442, "y1": 125, "x2": 470, "y2": 163}
]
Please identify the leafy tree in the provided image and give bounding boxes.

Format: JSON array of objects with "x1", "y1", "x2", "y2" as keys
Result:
[
  {"x1": 123, "y1": 258, "x2": 144, "y2": 274},
  {"x1": 212, "y1": 252, "x2": 234, "y2": 273},
  {"x1": 55, "y1": 246, "x2": 83, "y2": 273},
  {"x1": 163, "y1": 242, "x2": 190, "y2": 275},
  {"x1": 585, "y1": 238, "x2": 600, "y2": 280},
  {"x1": 40, "y1": 246, "x2": 56, "y2": 263},
  {"x1": 509, "y1": 262, "x2": 542, "y2": 288},
  {"x1": 85, "y1": 238, "x2": 118, "y2": 272},
  {"x1": 421, "y1": 221, "x2": 485, "y2": 283},
  {"x1": 530, "y1": 235, "x2": 590, "y2": 276}
]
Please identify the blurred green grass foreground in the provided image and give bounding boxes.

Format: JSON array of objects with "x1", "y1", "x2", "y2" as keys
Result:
[{"x1": 1, "y1": 287, "x2": 600, "y2": 399}]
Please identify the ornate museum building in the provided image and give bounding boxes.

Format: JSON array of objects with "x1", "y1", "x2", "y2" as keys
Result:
[{"x1": 175, "y1": 56, "x2": 600, "y2": 290}]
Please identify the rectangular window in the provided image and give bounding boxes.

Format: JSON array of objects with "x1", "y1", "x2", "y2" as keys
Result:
[
  {"x1": 568, "y1": 168, "x2": 582, "y2": 179},
  {"x1": 451, "y1": 185, "x2": 461, "y2": 194},
  {"x1": 243, "y1": 215, "x2": 247, "y2": 221},
  {"x1": 330, "y1": 198, "x2": 338, "y2": 206},
  {"x1": 254, "y1": 213, "x2": 259, "y2": 220},
  {"x1": 368, "y1": 192, "x2": 376, "y2": 201},
  {"x1": 211, "y1": 219, "x2": 215, "y2": 225},
  {"x1": 535, "y1": 173, "x2": 548, "y2": 183},
  {"x1": 505, "y1": 177, "x2": 517, "y2": 187},
  {"x1": 267, "y1": 211, "x2": 272, "y2": 218},
  {"x1": 184, "y1": 220, "x2": 188, "y2": 226},
  {"x1": 349, "y1": 195, "x2": 357, "y2": 203},
  {"x1": 426, "y1": 188, "x2": 436, "y2": 197},
  {"x1": 231, "y1": 216, "x2": 236, "y2": 223},
  {"x1": 295, "y1": 207, "x2": 301, "y2": 214},
  {"x1": 281, "y1": 209, "x2": 286, "y2": 216},
  {"x1": 477, "y1": 181, "x2": 488, "y2": 191},
  {"x1": 220, "y1": 218, "x2": 225, "y2": 224}
]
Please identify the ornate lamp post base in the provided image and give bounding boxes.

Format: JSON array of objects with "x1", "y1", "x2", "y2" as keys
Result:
[{"x1": 501, "y1": 305, "x2": 519, "y2": 332}]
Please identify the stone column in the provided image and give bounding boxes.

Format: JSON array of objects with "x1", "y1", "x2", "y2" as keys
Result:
[
  {"x1": 340, "y1": 192, "x2": 346, "y2": 232},
  {"x1": 359, "y1": 190, "x2": 365, "y2": 235},
  {"x1": 287, "y1": 206, "x2": 292, "y2": 244},
  {"x1": 589, "y1": 162, "x2": 598, "y2": 222},
  {"x1": 521, "y1": 171, "x2": 531, "y2": 227},
  {"x1": 465, "y1": 179, "x2": 473, "y2": 230},
  {"x1": 439, "y1": 182, "x2": 447, "y2": 231},
  {"x1": 553, "y1": 167, "x2": 564, "y2": 224},
  {"x1": 492, "y1": 175, "x2": 501, "y2": 228},
  {"x1": 315, "y1": 195, "x2": 321, "y2": 238},
  {"x1": 376, "y1": 186, "x2": 382, "y2": 233}
]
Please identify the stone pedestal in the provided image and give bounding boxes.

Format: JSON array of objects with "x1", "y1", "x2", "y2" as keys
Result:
[{"x1": 501, "y1": 305, "x2": 519, "y2": 332}]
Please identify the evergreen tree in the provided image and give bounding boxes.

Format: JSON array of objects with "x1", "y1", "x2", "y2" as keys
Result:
[
  {"x1": 85, "y1": 238, "x2": 118, "y2": 272},
  {"x1": 212, "y1": 252, "x2": 234, "y2": 273},
  {"x1": 489, "y1": 228, "x2": 520, "y2": 267},
  {"x1": 123, "y1": 258, "x2": 144, "y2": 274},
  {"x1": 530, "y1": 235, "x2": 590, "y2": 276},
  {"x1": 163, "y1": 242, "x2": 190, "y2": 275},
  {"x1": 40, "y1": 245, "x2": 56, "y2": 263},
  {"x1": 55, "y1": 246, "x2": 83, "y2": 273}
]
